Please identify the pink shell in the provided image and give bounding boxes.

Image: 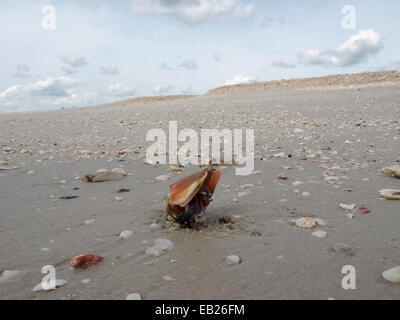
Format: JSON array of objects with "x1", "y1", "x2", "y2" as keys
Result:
[{"x1": 357, "y1": 207, "x2": 370, "y2": 214}]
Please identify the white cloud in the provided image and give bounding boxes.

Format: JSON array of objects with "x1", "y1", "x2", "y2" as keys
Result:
[
  {"x1": 179, "y1": 59, "x2": 198, "y2": 70},
  {"x1": 53, "y1": 91, "x2": 98, "y2": 106},
  {"x1": 61, "y1": 56, "x2": 88, "y2": 74},
  {"x1": 153, "y1": 84, "x2": 172, "y2": 94},
  {"x1": 271, "y1": 58, "x2": 296, "y2": 69},
  {"x1": 108, "y1": 83, "x2": 136, "y2": 96},
  {"x1": 261, "y1": 16, "x2": 284, "y2": 28},
  {"x1": 131, "y1": 0, "x2": 254, "y2": 24},
  {"x1": 223, "y1": 75, "x2": 257, "y2": 86},
  {"x1": 160, "y1": 58, "x2": 198, "y2": 71},
  {"x1": 0, "y1": 77, "x2": 84, "y2": 108},
  {"x1": 100, "y1": 64, "x2": 120, "y2": 75},
  {"x1": 213, "y1": 52, "x2": 221, "y2": 62},
  {"x1": 12, "y1": 64, "x2": 30, "y2": 78},
  {"x1": 330, "y1": 29, "x2": 384, "y2": 67},
  {"x1": 298, "y1": 29, "x2": 384, "y2": 68}
]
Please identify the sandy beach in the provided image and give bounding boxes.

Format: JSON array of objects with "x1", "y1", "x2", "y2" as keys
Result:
[{"x1": 1, "y1": 71, "x2": 400, "y2": 300}]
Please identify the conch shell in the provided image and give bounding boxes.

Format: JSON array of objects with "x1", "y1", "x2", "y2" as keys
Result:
[{"x1": 164, "y1": 167, "x2": 221, "y2": 228}]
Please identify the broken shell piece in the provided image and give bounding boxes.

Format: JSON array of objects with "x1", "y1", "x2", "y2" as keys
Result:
[
  {"x1": 162, "y1": 276, "x2": 176, "y2": 282},
  {"x1": 356, "y1": 206, "x2": 370, "y2": 214},
  {"x1": 155, "y1": 175, "x2": 170, "y2": 182},
  {"x1": 312, "y1": 231, "x2": 328, "y2": 239},
  {"x1": 0, "y1": 166, "x2": 18, "y2": 171},
  {"x1": 0, "y1": 160, "x2": 8, "y2": 165},
  {"x1": 226, "y1": 255, "x2": 241, "y2": 265},
  {"x1": 340, "y1": 203, "x2": 356, "y2": 211},
  {"x1": 119, "y1": 230, "x2": 133, "y2": 239},
  {"x1": 168, "y1": 166, "x2": 182, "y2": 173},
  {"x1": 292, "y1": 217, "x2": 326, "y2": 229},
  {"x1": 111, "y1": 168, "x2": 128, "y2": 176},
  {"x1": 382, "y1": 266, "x2": 400, "y2": 283},
  {"x1": 71, "y1": 254, "x2": 104, "y2": 268},
  {"x1": 0, "y1": 270, "x2": 24, "y2": 283},
  {"x1": 382, "y1": 165, "x2": 400, "y2": 178},
  {"x1": 82, "y1": 171, "x2": 125, "y2": 182},
  {"x1": 379, "y1": 189, "x2": 400, "y2": 200},
  {"x1": 145, "y1": 239, "x2": 174, "y2": 257},
  {"x1": 127, "y1": 293, "x2": 142, "y2": 300}
]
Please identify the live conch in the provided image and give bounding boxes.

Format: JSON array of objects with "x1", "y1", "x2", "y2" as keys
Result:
[{"x1": 164, "y1": 167, "x2": 221, "y2": 228}]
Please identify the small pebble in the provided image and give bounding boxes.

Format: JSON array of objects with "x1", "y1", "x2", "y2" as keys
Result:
[
  {"x1": 312, "y1": 231, "x2": 327, "y2": 239},
  {"x1": 382, "y1": 267, "x2": 400, "y2": 283},
  {"x1": 126, "y1": 293, "x2": 142, "y2": 300},
  {"x1": 226, "y1": 255, "x2": 241, "y2": 266},
  {"x1": 119, "y1": 230, "x2": 133, "y2": 240}
]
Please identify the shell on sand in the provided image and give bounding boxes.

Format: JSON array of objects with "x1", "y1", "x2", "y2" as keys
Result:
[
  {"x1": 82, "y1": 171, "x2": 125, "y2": 182},
  {"x1": 379, "y1": 189, "x2": 400, "y2": 200},
  {"x1": 382, "y1": 165, "x2": 400, "y2": 178},
  {"x1": 292, "y1": 217, "x2": 326, "y2": 229},
  {"x1": 382, "y1": 266, "x2": 400, "y2": 283},
  {"x1": 340, "y1": 203, "x2": 356, "y2": 211},
  {"x1": 71, "y1": 254, "x2": 104, "y2": 268}
]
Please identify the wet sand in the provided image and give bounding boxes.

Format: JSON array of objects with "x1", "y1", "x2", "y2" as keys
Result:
[{"x1": 0, "y1": 72, "x2": 400, "y2": 300}]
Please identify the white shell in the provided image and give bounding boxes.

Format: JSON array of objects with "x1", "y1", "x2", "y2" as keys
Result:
[
  {"x1": 382, "y1": 267, "x2": 400, "y2": 283},
  {"x1": 155, "y1": 175, "x2": 170, "y2": 182},
  {"x1": 126, "y1": 293, "x2": 142, "y2": 300},
  {"x1": 382, "y1": 165, "x2": 400, "y2": 178},
  {"x1": 119, "y1": 230, "x2": 133, "y2": 239},
  {"x1": 0, "y1": 270, "x2": 24, "y2": 283},
  {"x1": 145, "y1": 239, "x2": 174, "y2": 257},
  {"x1": 293, "y1": 217, "x2": 326, "y2": 229},
  {"x1": 226, "y1": 255, "x2": 241, "y2": 265},
  {"x1": 111, "y1": 168, "x2": 128, "y2": 176},
  {"x1": 379, "y1": 189, "x2": 400, "y2": 200},
  {"x1": 340, "y1": 203, "x2": 356, "y2": 211},
  {"x1": 312, "y1": 231, "x2": 328, "y2": 239}
]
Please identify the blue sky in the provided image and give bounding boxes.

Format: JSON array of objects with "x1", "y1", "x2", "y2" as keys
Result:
[{"x1": 0, "y1": 0, "x2": 399, "y2": 112}]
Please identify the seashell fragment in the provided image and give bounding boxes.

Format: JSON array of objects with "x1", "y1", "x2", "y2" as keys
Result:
[
  {"x1": 356, "y1": 206, "x2": 370, "y2": 214},
  {"x1": 312, "y1": 231, "x2": 327, "y2": 239},
  {"x1": 382, "y1": 266, "x2": 400, "y2": 283},
  {"x1": 0, "y1": 270, "x2": 24, "y2": 283},
  {"x1": 82, "y1": 171, "x2": 125, "y2": 182},
  {"x1": 127, "y1": 293, "x2": 142, "y2": 300},
  {"x1": 119, "y1": 230, "x2": 133, "y2": 239},
  {"x1": 340, "y1": 203, "x2": 356, "y2": 211},
  {"x1": 71, "y1": 254, "x2": 104, "y2": 268},
  {"x1": 145, "y1": 239, "x2": 174, "y2": 257},
  {"x1": 168, "y1": 166, "x2": 182, "y2": 173},
  {"x1": 382, "y1": 165, "x2": 400, "y2": 178},
  {"x1": 379, "y1": 189, "x2": 400, "y2": 200},
  {"x1": 111, "y1": 168, "x2": 128, "y2": 176},
  {"x1": 155, "y1": 175, "x2": 170, "y2": 182},
  {"x1": 331, "y1": 243, "x2": 355, "y2": 256},
  {"x1": 292, "y1": 217, "x2": 326, "y2": 229},
  {"x1": 226, "y1": 255, "x2": 242, "y2": 265}
]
